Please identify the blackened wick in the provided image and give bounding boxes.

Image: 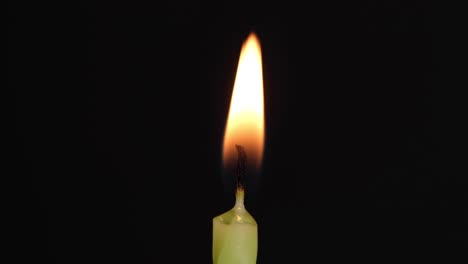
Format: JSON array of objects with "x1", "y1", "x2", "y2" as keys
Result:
[{"x1": 235, "y1": 144, "x2": 247, "y2": 191}]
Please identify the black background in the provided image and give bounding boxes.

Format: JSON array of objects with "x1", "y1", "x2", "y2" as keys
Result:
[{"x1": 12, "y1": 0, "x2": 466, "y2": 263}]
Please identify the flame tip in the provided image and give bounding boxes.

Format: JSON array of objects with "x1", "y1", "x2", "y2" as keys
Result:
[{"x1": 246, "y1": 32, "x2": 260, "y2": 44}]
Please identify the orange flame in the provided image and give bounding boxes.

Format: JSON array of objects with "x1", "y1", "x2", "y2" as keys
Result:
[{"x1": 223, "y1": 32, "x2": 265, "y2": 170}]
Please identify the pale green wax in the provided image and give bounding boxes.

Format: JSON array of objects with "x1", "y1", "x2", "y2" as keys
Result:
[{"x1": 213, "y1": 190, "x2": 258, "y2": 264}]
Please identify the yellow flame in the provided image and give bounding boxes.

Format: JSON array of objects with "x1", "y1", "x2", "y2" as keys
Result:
[{"x1": 223, "y1": 32, "x2": 265, "y2": 169}]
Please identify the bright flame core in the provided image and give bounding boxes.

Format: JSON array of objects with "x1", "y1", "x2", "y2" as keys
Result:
[{"x1": 223, "y1": 33, "x2": 265, "y2": 170}]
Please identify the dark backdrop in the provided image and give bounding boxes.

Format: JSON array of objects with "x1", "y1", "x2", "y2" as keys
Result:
[{"x1": 12, "y1": 0, "x2": 465, "y2": 263}]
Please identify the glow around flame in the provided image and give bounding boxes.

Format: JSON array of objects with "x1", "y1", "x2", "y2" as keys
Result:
[{"x1": 223, "y1": 32, "x2": 265, "y2": 169}]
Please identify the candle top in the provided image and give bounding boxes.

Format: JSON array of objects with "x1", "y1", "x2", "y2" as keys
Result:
[{"x1": 214, "y1": 189, "x2": 256, "y2": 225}]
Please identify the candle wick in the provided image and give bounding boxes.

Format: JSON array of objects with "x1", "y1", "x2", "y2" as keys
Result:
[{"x1": 235, "y1": 144, "x2": 247, "y2": 192}]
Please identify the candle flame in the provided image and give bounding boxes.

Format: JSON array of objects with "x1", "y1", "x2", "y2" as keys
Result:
[{"x1": 223, "y1": 32, "x2": 265, "y2": 170}]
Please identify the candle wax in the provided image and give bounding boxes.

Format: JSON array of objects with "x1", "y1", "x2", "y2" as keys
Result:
[{"x1": 212, "y1": 189, "x2": 257, "y2": 264}]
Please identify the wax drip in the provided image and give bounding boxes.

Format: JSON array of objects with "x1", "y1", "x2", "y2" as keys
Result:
[{"x1": 235, "y1": 144, "x2": 247, "y2": 192}]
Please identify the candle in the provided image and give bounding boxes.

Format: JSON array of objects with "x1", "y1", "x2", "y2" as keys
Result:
[
  {"x1": 213, "y1": 32, "x2": 264, "y2": 264},
  {"x1": 212, "y1": 186, "x2": 258, "y2": 264}
]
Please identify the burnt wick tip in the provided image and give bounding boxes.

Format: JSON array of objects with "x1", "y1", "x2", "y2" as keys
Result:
[{"x1": 235, "y1": 144, "x2": 247, "y2": 190}]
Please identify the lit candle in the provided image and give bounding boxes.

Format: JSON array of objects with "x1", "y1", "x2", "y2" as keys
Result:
[{"x1": 213, "y1": 32, "x2": 265, "y2": 264}]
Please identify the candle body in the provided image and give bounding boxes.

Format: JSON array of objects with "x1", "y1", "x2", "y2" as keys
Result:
[{"x1": 212, "y1": 191, "x2": 257, "y2": 264}]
